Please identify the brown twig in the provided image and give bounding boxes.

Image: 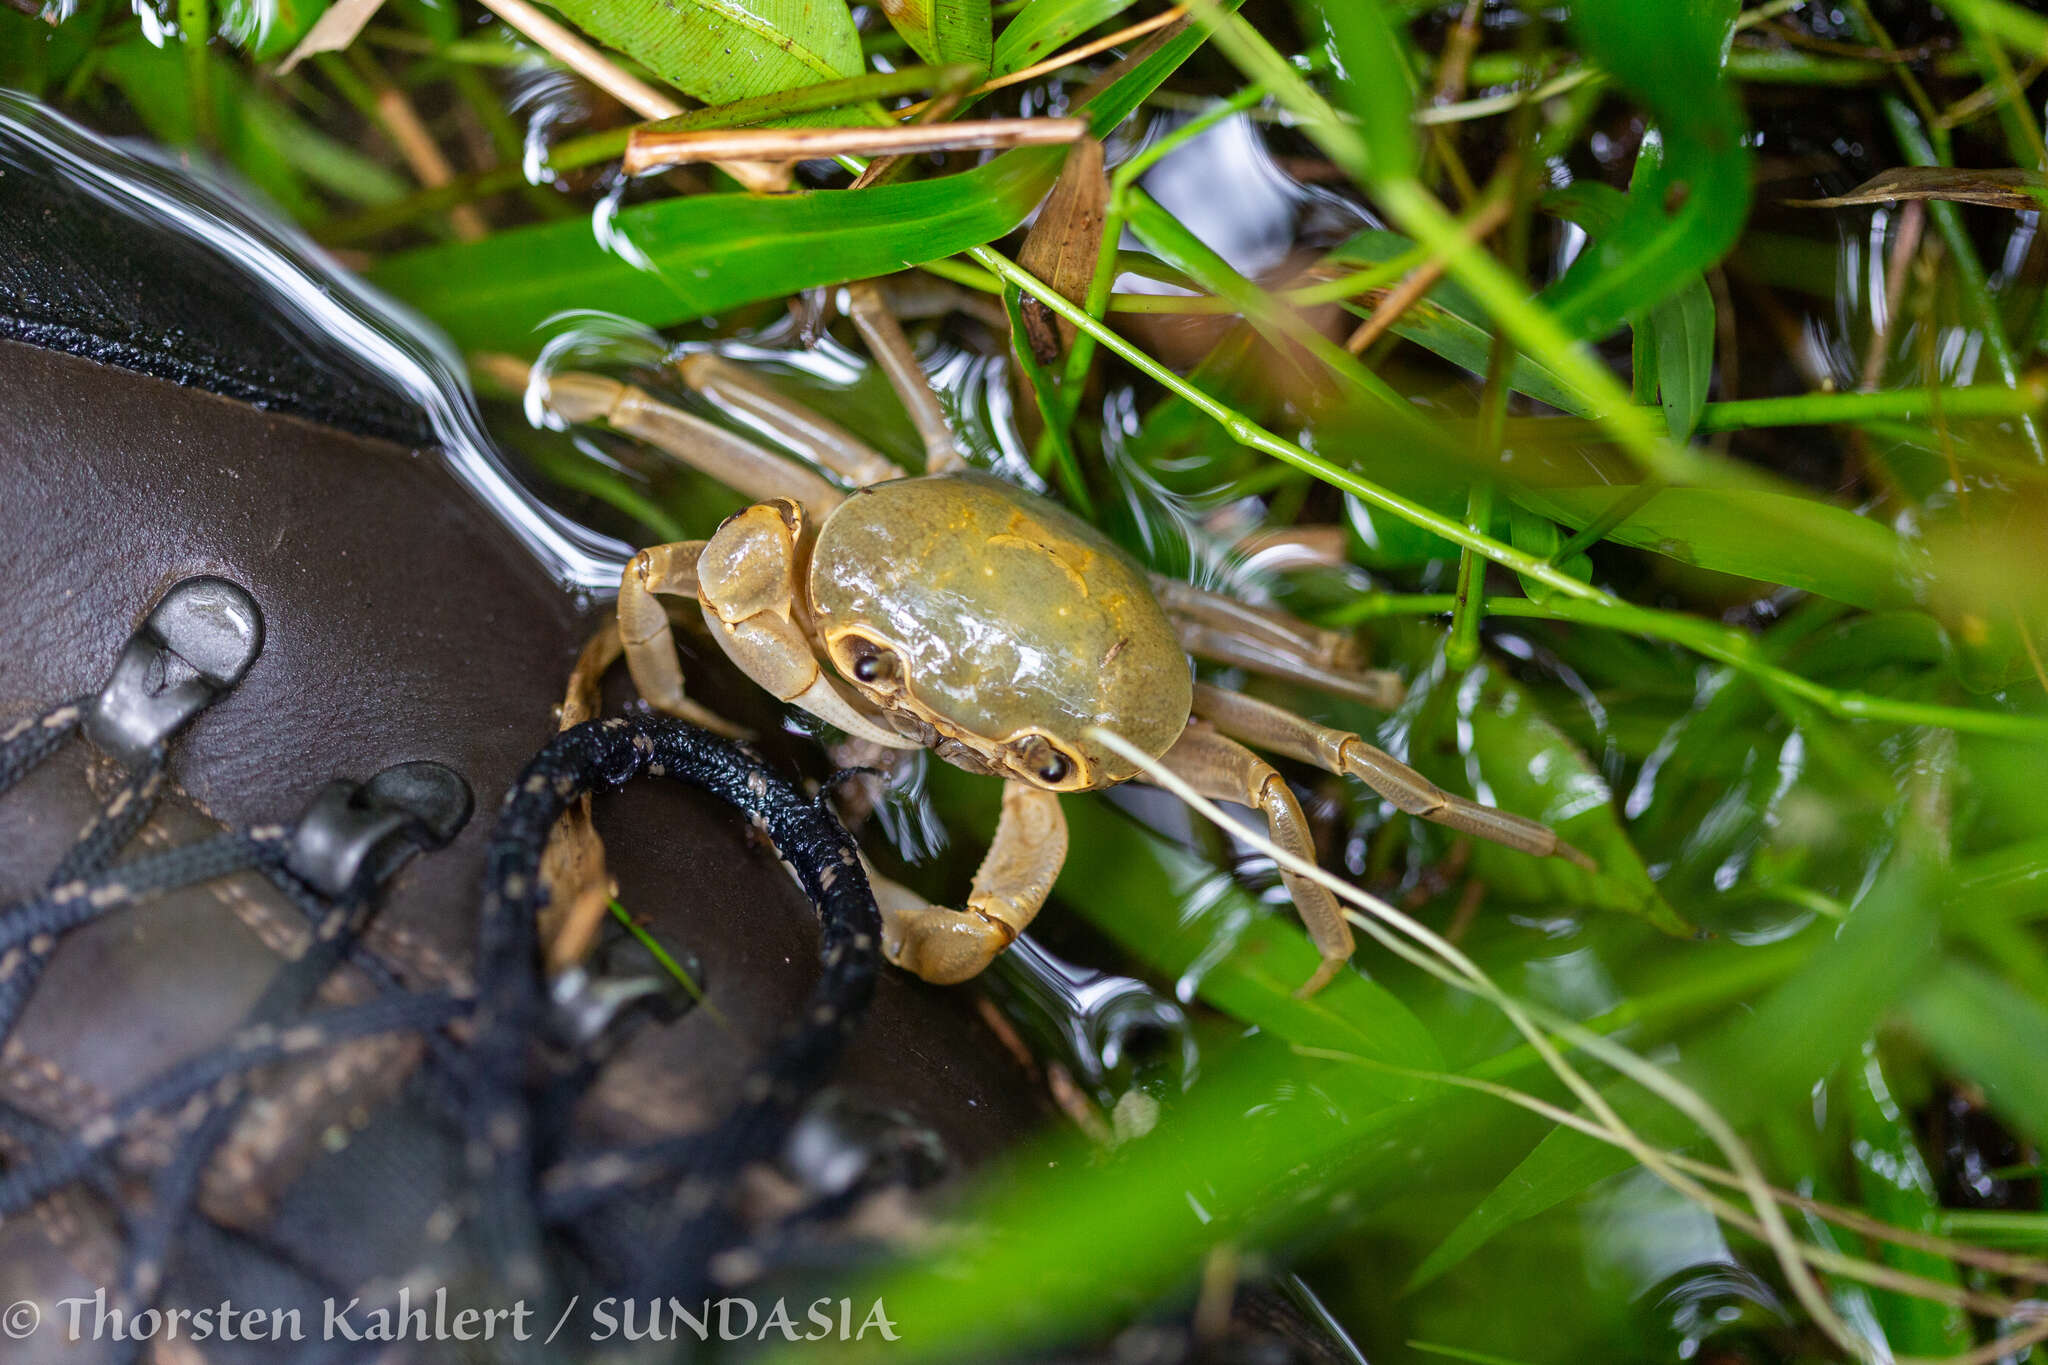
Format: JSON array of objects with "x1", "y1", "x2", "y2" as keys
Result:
[
  {"x1": 897, "y1": 5, "x2": 1191, "y2": 119},
  {"x1": 370, "y1": 85, "x2": 488, "y2": 241}
]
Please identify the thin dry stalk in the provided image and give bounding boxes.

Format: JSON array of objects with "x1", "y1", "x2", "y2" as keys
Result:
[
  {"x1": 850, "y1": 84, "x2": 969, "y2": 191},
  {"x1": 624, "y1": 117, "x2": 1087, "y2": 176},
  {"x1": 898, "y1": 6, "x2": 1192, "y2": 118},
  {"x1": 371, "y1": 86, "x2": 488, "y2": 241}
]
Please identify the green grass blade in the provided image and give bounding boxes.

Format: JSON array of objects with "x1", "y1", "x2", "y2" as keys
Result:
[
  {"x1": 1289, "y1": 0, "x2": 1417, "y2": 181},
  {"x1": 1509, "y1": 486, "x2": 1909, "y2": 610},
  {"x1": 992, "y1": 0, "x2": 1132, "y2": 75},
  {"x1": 372, "y1": 148, "x2": 1063, "y2": 349}
]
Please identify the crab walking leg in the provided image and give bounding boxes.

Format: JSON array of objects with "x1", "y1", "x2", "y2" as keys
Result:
[
  {"x1": 875, "y1": 781, "x2": 1067, "y2": 985},
  {"x1": 560, "y1": 612, "x2": 622, "y2": 731},
  {"x1": 1159, "y1": 725, "x2": 1355, "y2": 998},
  {"x1": 844, "y1": 280, "x2": 965, "y2": 474},
  {"x1": 540, "y1": 623, "x2": 625, "y2": 972},
  {"x1": 1191, "y1": 684, "x2": 1596, "y2": 869},
  {"x1": 1152, "y1": 576, "x2": 1405, "y2": 711},
  {"x1": 674, "y1": 353, "x2": 908, "y2": 488},
  {"x1": 696, "y1": 501, "x2": 921, "y2": 751},
  {"x1": 543, "y1": 369, "x2": 847, "y2": 516},
  {"x1": 616, "y1": 539, "x2": 755, "y2": 739}
]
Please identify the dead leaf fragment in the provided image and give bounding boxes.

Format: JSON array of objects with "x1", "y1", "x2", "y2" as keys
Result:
[
  {"x1": 1015, "y1": 135, "x2": 1108, "y2": 364},
  {"x1": 1788, "y1": 166, "x2": 2048, "y2": 211},
  {"x1": 277, "y1": 0, "x2": 388, "y2": 74}
]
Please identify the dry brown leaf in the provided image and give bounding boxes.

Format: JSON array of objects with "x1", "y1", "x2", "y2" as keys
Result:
[
  {"x1": 1015, "y1": 135, "x2": 1108, "y2": 364},
  {"x1": 277, "y1": 0, "x2": 388, "y2": 74},
  {"x1": 1788, "y1": 166, "x2": 2048, "y2": 211}
]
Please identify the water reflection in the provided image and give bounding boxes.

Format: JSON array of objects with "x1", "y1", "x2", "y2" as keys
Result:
[
  {"x1": 0, "y1": 92, "x2": 628, "y2": 592},
  {"x1": 985, "y1": 936, "x2": 1199, "y2": 1107}
]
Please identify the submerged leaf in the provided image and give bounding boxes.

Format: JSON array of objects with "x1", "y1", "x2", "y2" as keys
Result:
[
  {"x1": 1789, "y1": 166, "x2": 2048, "y2": 211},
  {"x1": 1401, "y1": 656, "x2": 1691, "y2": 936},
  {"x1": 1410, "y1": 838, "x2": 1943, "y2": 1289},
  {"x1": 1847, "y1": 1052, "x2": 1973, "y2": 1357}
]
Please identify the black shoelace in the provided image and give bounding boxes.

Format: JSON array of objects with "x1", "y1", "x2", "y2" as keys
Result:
[{"x1": 0, "y1": 668, "x2": 882, "y2": 1361}]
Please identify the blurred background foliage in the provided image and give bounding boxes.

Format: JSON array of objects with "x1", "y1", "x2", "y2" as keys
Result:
[{"x1": 6, "y1": 0, "x2": 2048, "y2": 1360}]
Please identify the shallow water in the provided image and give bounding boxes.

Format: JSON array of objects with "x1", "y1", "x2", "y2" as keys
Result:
[{"x1": 1, "y1": 92, "x2": 627, "y2": 593}]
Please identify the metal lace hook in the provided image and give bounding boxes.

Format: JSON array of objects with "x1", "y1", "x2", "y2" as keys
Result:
[
  {"x1": 284, "y1": 760, "x2": 474, "y2": 900},
  {"x1": 84, "y1": 576, "x2": 264, "y2": 768}
]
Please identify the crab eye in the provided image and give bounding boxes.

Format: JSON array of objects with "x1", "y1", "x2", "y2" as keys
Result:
[
  {"x1": 845, "y1": 638, "x2": 898, "y2": 687},
  {"x1": 1018, "y1": 735, "x2": 1073, "y2": 785}
]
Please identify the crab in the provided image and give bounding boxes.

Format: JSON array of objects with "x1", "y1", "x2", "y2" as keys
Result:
[{"x1": 501, "y1": 281, "x2": 1591, "y2": 997}]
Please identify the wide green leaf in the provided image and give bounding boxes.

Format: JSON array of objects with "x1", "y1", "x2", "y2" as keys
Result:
[
  {"x1": 541, "y1": 0, "x2": 863, "y2": 106},
  {"x1": 882, "y1": 0, "x2": 992, "y2": 73},
  {"x1": 374, "y1": 150, "x2": 1059, "y2": 349}
]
